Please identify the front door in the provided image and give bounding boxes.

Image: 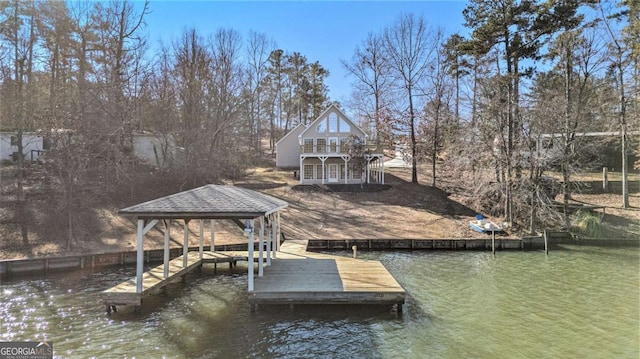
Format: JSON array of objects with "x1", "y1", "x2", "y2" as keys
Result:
[{"x1": 328, "y1": 164, "x2": 338, "y2": 183}]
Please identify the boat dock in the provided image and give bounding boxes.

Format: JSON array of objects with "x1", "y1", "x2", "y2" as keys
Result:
[
  {"x1": 101, "y1": 240, "x2": 405, "y2": 312},
  {"x1": 250, "y1": 240, "x2": 405, "y2": 310},
  {"x1": 100, "y1": 184, "x2": 404, "y2": 313},
  {"x1": 101, "y1": 251, "x2": 254, "y2": 308}
]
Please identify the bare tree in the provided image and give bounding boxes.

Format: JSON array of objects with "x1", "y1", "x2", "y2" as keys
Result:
[
  {"x1": 421, "y1": 29, "x2": 452, "y2": 188},
  {"x1": 342, "y1": 32, "x2": 391, "y2": 145},
  {"x1": 383, "y1": 13, "x2": 437, "y2": 183},
  {"x1": 246, "y1": 31, "x2": 274, "y2": 154},
  {"x1": 0, "y1": 0, "x2": 38, "y2": 246},
  {"x1": 599, "y1": 1, "x2": 633, "y2": 208},
  {"x1": 345, "y1": 134, "x2": 367, "y2": 188}
]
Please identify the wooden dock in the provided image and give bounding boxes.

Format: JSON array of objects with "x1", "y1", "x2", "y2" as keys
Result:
[
  {"x1": 102, "y1": 254, "x2": 202, "y2": 307},
  {"x1": 249, "y1": 240, "x2": 405, "y2": 310},
  {"x1": 101, "y1": 240, "x2": 405, "y2": 312}
]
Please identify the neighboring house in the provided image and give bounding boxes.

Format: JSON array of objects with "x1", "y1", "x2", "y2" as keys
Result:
[
  {"x1": 0, "y1": 132, "x2": 45, "y2": 162},
  {"x1": 132, "y1": 133, "x2": 176, "y2": 167},
  {"x1": 0, "y1": 131, "x2": 175, "y2": 167},
  {"x1": 275, "y1": 104, "x2": 385, "y2": 185},
  {"x1": 536, "y1": 131, "x2": 640, "y2": 168}
]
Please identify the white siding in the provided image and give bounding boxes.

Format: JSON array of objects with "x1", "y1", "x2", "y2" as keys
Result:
[
  {"x1": 0, "y1": 132, "x2": 44, "y2": 162},
  {"x1": 275, "y1": 124, "x2": 306, "y2": 168}
]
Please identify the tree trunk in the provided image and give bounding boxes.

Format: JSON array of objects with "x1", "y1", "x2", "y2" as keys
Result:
[
  {"x1": 408, "y1": 86, "x2": 418, "y2": 184},
  {"x1": 618, "y1": 58, "x2": 629, "y2": 208}
]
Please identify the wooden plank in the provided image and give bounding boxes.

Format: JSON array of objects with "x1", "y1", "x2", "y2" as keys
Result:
[
  {"x1": 101, "y1": 253, "x2": 202, "y2": 305},
  {"x1": 251, "y1": 240, "x2": 405, "y2": 306}
]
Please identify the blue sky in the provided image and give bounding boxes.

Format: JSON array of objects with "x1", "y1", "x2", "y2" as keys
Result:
[{"x1": 142, "y1": 1, "x2": 469, "y2": 103}]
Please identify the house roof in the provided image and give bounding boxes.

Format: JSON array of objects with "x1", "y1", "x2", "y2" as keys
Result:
[
  {"x1": 275, "y1": 123, "x2": 307, "y2": 146},
  {"x1": 299, "y1": 104, "x2": 367, "y2": 138},
  {"x1": 119, "y1": 185, "x2": 288, "y2": 220}
]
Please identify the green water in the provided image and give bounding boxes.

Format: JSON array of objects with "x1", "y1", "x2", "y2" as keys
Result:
[{"x1": 1, "y1": 246, "x2": 638, "y2": 358}]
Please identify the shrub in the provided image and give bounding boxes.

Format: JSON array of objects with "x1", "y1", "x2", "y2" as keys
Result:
[{"x1": 573, "y1": 210, "x2": 603, "y2": 238}]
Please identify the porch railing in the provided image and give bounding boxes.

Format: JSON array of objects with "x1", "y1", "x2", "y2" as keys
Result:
[{"x1": 300, "y1": 143, "x2": 380, "y2": 154}]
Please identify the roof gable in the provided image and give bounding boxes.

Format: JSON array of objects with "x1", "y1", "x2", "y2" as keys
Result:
[{"x1": 300, "y1": 104, "x2": 365, "y2": 138}]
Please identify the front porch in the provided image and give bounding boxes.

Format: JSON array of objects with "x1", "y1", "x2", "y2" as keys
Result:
[{"x1": 299, "y1": 154, "x2": 384, "y2": 185}]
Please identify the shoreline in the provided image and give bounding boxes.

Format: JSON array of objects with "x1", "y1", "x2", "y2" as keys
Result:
[{"x1": 2, "y1": 237, "x2": 637, "y2": 279}]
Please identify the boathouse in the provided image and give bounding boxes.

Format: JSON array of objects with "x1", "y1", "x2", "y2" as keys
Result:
[
  {"x1": 101, "y1": 185, "x2": 287, "y2": 310},
  {"x1": 101, "y1": 184, "x2": 405, "y2": 313}
]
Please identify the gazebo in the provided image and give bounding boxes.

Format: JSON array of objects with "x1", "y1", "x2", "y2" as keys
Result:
[{"x1": 115, "y1": 185, "x2": 288, "y2": 296}]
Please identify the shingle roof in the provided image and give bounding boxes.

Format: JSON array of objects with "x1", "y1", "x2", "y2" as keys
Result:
[{"x1": 119, "y1": 185, "x2": 288, "y2": 220}]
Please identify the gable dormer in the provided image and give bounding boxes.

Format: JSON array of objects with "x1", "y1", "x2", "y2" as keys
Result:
[{"x1": 299, "y1": 104, "x2": 366, "y2": 140}]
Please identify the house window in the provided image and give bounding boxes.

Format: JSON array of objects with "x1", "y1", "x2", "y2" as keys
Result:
[
  {"x1": 340, "y1": 164, "x2": 349, "y2": 179},
  {"x1": 316, "y1": 118, "x2": 327, "y2": 133},
  {"x1": 329, "y1": 138, "x2": 338, "y2": 153},
  {"x1": 316, "y1": 165, "x2": 325, "y2": 180},
  {"x1": 339, "y1": 138, "x2": 347, "y2": 152},
  {"x1": 303, "y1": 164, "x2": 314, "y2": 180},
  {"x1": 328, "y1": 113, "x2": 338, "y2": 132},
  {"x1": 316, "y1": 138, "x2": 326, "y2": 153},
  {"x1": 303, "y1": 138, "x2": 313, "y2": 153},
  {"x1": 352, "y1": 167, "x2": 362, "y2": 179},
  {"x1": 339, "y1": 118, "x2": 351, "y2": 133}
]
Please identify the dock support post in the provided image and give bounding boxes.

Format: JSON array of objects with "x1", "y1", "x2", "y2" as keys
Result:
[
  {"x1": 381, "y1": 156, "x2": 385, "y2": 184},
  {"x1": 602, "y1": 167, "x2": 608, "y2": 192},
  {"x1": 210, "y1": 220, "x2": 215, "y2": 252},
  {"x1": 266, "y1": 216, "x2": 272, "y2": 266},
  {"x1": 544, "y1": 229, "x2": 549, "y2": 256},
  {"x1": 183, "y1": 220, "x2": 190, "y2": 268},
  {"x1": 163, "y1": 220, "x2": 170, "y2": 279},
  {"x1": 492, "y1": 231, "x2": 496, "y2": 257},
  {"x1": 248, "y1": 219, "x2": 255, "y2": 292},
  {"x1": 199, "y1": 220, "x2": 204, "y2": 259},
  {"x1": 258, "y1": 216, "x2": 264, "y2": 276},
  {"x1": 136, "y1": 219, "x2": 144, "y2": 294},
  {"x1": 276, "y1": 212, "x2": 281, "y2": 252},
  {"x1": 271, "y1": 213, "x2": 276, "y2": 259}
]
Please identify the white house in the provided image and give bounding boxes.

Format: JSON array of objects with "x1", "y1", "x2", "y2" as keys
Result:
[
  {"x1": 275, "y1": 104, "x2": 385, "y2": 185},
  {"x1": 0, "y1": 132, "x2": 45, "y2": 162},
  {"x1": 0, "y1": 131, "x2": 174, "y2": 167}
]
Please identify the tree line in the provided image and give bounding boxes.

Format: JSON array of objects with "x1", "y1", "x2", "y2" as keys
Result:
[
  {"x1": 0, "y1": 0, "x2": 331, "y2": 248},
  {"x1": 0, "y1": 0, "x2": 638, "y2": 248},
  {"x1": 343, "y1": 0, "x2": 638, "y2": 232}
]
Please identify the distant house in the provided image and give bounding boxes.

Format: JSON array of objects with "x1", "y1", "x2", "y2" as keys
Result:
[
  {"x1": 0, "y1": 132, "x2": 46, "y2": 162},
  {"x1": 536, "y1": 131, "x2": 640, "y2": 169},
  {"x1": 132, "y1": 133, "x2": 176, "y2": 167},
  {"x1": 0, "y1": 131, "x2": 175, "y2": 167},
  {"x1": 275, "y1": 104, "x2": 385, "y2": 185}
]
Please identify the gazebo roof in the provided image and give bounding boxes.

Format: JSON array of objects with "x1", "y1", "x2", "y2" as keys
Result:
[{"x1": 119, "y1": 184, "x2": 288, "y2": 220}]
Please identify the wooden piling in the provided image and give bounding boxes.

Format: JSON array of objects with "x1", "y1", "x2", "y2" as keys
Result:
[
  {"x1": 544, "y1": 229, "x2": 549, "y2": 256},
  {"x1": 492, "y1": 231, "x2": 496, "y2": 256}
]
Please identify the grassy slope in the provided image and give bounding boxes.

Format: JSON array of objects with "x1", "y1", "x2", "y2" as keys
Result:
[{"x1": 1, "y1": 164, "x2": 638, "y2": 259}]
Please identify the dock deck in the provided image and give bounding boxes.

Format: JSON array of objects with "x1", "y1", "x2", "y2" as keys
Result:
[
  {"x1": 101, "y1": 240, "x2": 405, "y2": 311},
  {"x1": 250, "y1": 240, "x2": 405, "y2": 308},
  {"x1": 102, "y1": 254, "x2": 202, "y2": 306}
]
